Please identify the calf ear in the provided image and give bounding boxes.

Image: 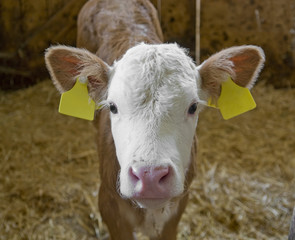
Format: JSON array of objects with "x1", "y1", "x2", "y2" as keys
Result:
[
  {"x1": 45, "y1": 45, "x2": 109, "y2": 102},
  {"x1": 198, "y1": 45, "x2": 265, "y2": 101}
]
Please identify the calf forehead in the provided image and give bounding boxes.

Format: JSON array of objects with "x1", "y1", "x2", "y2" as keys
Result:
[{"x1": 109, "y1": 43, "x2": 198, "y2": 114}]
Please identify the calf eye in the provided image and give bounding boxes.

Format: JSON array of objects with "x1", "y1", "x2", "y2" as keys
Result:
[
  {"x1": 109, "y1": 102, "x2": 118, "y2": 114},
  {"x1": 188, "y1": 103, "x2": 197, "y2": 115}
]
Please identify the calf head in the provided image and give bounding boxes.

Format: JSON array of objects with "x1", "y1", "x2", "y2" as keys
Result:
[{"x1": 45, "y1": 43, "x2": 264, "y2": 209}]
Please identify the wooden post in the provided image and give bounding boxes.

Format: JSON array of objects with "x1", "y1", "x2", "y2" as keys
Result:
[
  {"x1": 157, "y1": 0, "x2": 161, "y2": 23},
  {"x1": 195, "y1": 0, "x2": 201, "y2": 65}
]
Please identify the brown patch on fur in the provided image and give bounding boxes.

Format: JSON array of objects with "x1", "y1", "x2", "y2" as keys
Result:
[{"x1": 77, "y1": 0, "x2": 163, "y2": 65}]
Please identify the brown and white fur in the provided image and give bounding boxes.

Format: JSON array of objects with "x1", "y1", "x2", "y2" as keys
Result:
[{"x1": 44, "y1": 0, "x2": 265, "y2": 239}]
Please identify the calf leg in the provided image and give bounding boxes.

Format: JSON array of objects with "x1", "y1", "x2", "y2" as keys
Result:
[{"x1": 99, "y1": 186, "x2": 135, "y2": 240}]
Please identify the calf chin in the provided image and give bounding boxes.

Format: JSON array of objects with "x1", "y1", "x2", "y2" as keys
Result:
[{"x1": 134, "y1": 198, "x2": 171, "y2": 209}]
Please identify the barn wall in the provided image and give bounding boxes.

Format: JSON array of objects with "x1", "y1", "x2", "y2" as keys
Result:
[
  {"x1": 200, "y1": 0, "x2": 295, "y2": 88},
  {"x1": 151, "y1": 0, "x2": 295, "y2": 88},
  {"x1": 150, "y1": 0, "x2": 196, "y2": 55},
  {"x1": 0, "y1": 0, "x2": 294, "y2": 89},
  {"x1": 0, "y1": 0, "x2": 87, "y2": 90}
]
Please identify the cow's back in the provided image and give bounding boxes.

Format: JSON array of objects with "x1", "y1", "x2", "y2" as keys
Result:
[{"x1": 77, "y1": 0, "x2": 163, "y2": 65}]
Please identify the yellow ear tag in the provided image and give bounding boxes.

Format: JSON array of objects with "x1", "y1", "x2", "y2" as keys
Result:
[
  {"x1": 208, "y1": 77, "x2": 256, "y2": 120},
  {"x1": 58, "y1": 77, "x2": 96, "y2": 121}
]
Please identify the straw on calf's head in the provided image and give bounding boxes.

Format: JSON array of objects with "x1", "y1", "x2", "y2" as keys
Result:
[{"x1": 45, "y1": 43, "x2": 264, "y2": 209}]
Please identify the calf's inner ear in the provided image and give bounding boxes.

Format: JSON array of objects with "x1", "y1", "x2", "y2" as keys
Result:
[{"x1": 45, "y1": 45, "x2": 110, "y2": 103}]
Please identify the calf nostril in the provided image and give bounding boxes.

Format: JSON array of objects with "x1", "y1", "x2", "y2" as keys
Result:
[
  {"x1": 159, "y1": 172, "x2": 169, "y2": 183},
  {"x1": 158, "y1": 167, "x2": 169, "y2": 183},
  {"x1": 130, "y1": 167, "x2": 140, "y2": 181}
]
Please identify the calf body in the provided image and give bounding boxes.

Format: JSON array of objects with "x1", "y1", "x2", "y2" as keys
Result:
[{"x1": 45, "y1": 0, "x2": 265, "y2": 239}]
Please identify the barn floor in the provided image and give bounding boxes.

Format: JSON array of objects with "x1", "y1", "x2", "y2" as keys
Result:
[{"x1": 0, "y1": 79, "x2": 294, "y2": 240}]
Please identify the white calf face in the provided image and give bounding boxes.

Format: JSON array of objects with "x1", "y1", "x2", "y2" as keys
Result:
[{"x1": 106, "y1": 43, "x2": 204, "y2": 208}]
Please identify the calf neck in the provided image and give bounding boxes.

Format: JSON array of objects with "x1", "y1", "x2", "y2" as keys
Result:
[{"x1": 45, "y1": 0, "x2": 265, "y2": 239}]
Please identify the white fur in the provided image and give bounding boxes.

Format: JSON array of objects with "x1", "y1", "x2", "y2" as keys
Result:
[{"x1": 107, "y1": 43, "x2": 203, "y2": 208}]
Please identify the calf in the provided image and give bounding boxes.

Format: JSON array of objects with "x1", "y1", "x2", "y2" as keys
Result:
[{"x1": 45, "y1": 0, "x2": 265, "y2": 239}]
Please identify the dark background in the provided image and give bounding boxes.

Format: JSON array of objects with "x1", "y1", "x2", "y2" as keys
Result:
[{"x1": 1, "y1": 0, "x2": 294, "y2": 89}]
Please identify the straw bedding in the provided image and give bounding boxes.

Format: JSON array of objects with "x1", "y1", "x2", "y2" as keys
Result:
[{"x1": 0, "y1": 79, "x2": 294, "y2": 239}]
